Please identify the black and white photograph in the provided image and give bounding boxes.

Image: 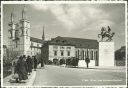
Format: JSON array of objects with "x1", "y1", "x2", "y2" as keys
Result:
[{"x1": 1, "y1": 1, "x2": 127, "y2": 87}]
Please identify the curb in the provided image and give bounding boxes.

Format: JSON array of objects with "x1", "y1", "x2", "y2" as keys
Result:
[
  {"x1": 26, "y1": 71, "x2": 36, "y2": 86},
  {"x1": 3, "y1": 70, "x2": 36, "y2": 86}
]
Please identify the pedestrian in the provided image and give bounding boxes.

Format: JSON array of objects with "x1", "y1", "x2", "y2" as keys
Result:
[
  {"x1": 85, "y1": 57, "x2": 90, "y2": 68},
  {"x1": 12, "y1": 56, "x2": 19, "y2": 75},
  {"x1": 26, "y1": 56, "x2": 33, "y2": 75},
  {"x1": 40, "y1": 58, "x2": 45, "y2": 69},
  {"x1": 33, "y1": 56, "x2": 37, "y2": 71},
  {"x1": 15, "y1": 55, "x2": 28, "y2": 82},
  {"x1": 12, "y1": 56, "x2": 19, "y2": 82}
]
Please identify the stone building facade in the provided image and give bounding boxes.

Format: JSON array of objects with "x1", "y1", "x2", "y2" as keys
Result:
[{"x1": 42, "y1": 36, "x2": 99, "y2": 66}]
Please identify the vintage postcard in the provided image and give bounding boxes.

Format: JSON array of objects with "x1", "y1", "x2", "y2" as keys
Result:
[{"x1": 1, "y1": 1, "x2": 127, "y2": 87}]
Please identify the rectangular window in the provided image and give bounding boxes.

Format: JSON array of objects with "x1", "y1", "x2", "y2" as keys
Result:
[
  {"x1": 53, "y1": 45, "x2": 58, "y2": 49},
  {"x1": 67, "y1": 47, "x2": 71, "y2": 49},
  {"x1": 67, "y1": 51, "x2": 70, "y2": 56},
  {"x1": 60, "y1": 46, "x2": 65, "y2": 49},
  {"x1": 37, "y1": 44, "x2": 39, "y2": 47},
  {"x1": 31, "y1": 42, "x2": 33, "y2": 46},
  {"x1": 61, "y1": 51, "x2": 64, "y2": 56},
  {"x1": 54, "y1": 51, "x2": 57, "y2": 56}
]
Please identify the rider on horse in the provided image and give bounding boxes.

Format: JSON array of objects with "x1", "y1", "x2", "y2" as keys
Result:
[
  {"x1": 105, "y1": 26, "x2": 111, "y2": 35},
  {"x1": 98, "y1": 26, "x2": 115, "y2": 41}
]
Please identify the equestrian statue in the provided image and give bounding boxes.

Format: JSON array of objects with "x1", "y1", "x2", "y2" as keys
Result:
[{"x1": 98, "y1": 26, "x2": 115, "y2": 42}]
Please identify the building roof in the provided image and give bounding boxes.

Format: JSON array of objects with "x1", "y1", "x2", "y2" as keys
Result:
[
  {"x1": 30, "y1": 37, "x2": 43, "y2": 44},
  {"x1": 50, "y1": 36, "x2": 98, "y2": 49},
  {"x1": 30, "y1": 46, "x2": 41, "y2": 49}
]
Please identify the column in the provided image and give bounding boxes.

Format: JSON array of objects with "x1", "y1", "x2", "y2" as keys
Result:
[
  {"x1": 84, "y1": 50, "x2": 86, "y2": 59},
  {"x1": 85, "y1": 49, "x2": 87, "y2": 58},
  {"x1": 92, "y1": 50, "x2": 94, "y2": 60},
  {"x1": 88, "y1": 49, "x2": 90, "y2": 59},
  {"x1": 80, "y1": 50, "x2": 82, "y2": 60},
  {"x1": 90, "y1": 50, "x2": 93, "y2": 60},
  {"x1": 82, "y1": 50, "x2": 84, "y2": 60},
  {"x1": 83, "y1": 50, "x2": 84, "y2": 60},
  {"x1": 78, "y1": 49, "x2": 79, "y2": 59},
  {"x1": 94, "y1": 50, "x2": 96, "y2": 60},
  {"x1": 93, "y1": 50, "x2": 95, "y2": 60}
]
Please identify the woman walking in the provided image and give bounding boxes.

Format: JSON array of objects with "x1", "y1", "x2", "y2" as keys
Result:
[
  {"x1": 15, "y1": 55, "x2": 28, "y2": 82},
  {"x1": 26, "y1": 56, "x2": 33, "y2": 75},
  {"x1": 33, "y1": 56, "x2": 37, "y2": 71}
]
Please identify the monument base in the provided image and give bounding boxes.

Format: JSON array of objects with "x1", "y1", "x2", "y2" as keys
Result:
[
  {"x1": 99, "y1": 42, "x2": 115, "y2": 66},
  {"x1": 78, "y1": 60, "x2": 95, "y2": 67},
  {"x1": 78, "y1": 60, "x2": 86, "y2": 67}
]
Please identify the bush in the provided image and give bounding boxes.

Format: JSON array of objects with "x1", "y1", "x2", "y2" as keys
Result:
[
  {"x1": 71, "y1": 57, "x2": 79, "y2": 66},
  {"x1": 47, "y1": 60, "x2": 53, "y2": 65},
  {"x1": 3, "y1": 58, "x2": 12, "y2": 78},
  {"x1": 66, "y1": 58, "x2": 72, "y2": 66},
  {"x1": 53, "y1": 59, "x2": 59, "y2": 65},
  {"x1": 66, "y1": 57, "x2": 79, "y2": 67},
  {"x1": 59, "y1": 59, "x2": 66, "y2": 65}
]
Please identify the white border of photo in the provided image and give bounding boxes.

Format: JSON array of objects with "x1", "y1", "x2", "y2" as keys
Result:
[{"x1": 1, "y1": 1, "x2": 127, "y2": 87}]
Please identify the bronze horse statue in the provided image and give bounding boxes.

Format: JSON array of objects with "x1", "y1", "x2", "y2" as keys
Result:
[{"x1": 98, "y1": 26, "x2": 115, "y2": 41}]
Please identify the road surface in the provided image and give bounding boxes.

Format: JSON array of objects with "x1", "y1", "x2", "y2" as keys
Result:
[{"x1": 33, "y1": 65, "x2": 126, "y2": 86}]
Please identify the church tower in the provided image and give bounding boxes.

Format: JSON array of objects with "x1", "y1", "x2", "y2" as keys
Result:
[
  {"x1": 8, "y1": 11, "x2": 17, "y2": 53},
  {"x1": 8, "y1": 6, "x2": 31, "y2": 56},
  {"x1": 19, "y1": 5, "x2": 31, "y2": 55},
  {"x1": 8, "y1": 11, "x2": 16, "y2": 40}
]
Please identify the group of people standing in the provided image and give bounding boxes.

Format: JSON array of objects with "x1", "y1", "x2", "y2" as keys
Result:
[{"x1": 13, "y1": 55, "x2": 38, "y2": 82}]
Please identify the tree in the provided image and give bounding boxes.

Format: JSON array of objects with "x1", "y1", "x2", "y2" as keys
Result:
[
  {"x1": 53, "y1": 58, "x2": 59, "y2": 65},
  {"x1": 59, "y1": 58, "x2": 65, "y2": 65}
]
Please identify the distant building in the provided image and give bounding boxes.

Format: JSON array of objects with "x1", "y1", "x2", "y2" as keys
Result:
[
  {"x1": 42, "y1": 36, "x2": 99, "y2": 66},
  {"x1": 30, "y1": 37, "x2": 43, "y2": 56},
  {"x1": 115, "y1": 46, "x2": 126, "y2": 66},
  {"x1": 115, "y1": 46, "x2": 126, "y2": 60},
  {"x1": 8, "y1": 6, "x2": 44, "y2": 57}
]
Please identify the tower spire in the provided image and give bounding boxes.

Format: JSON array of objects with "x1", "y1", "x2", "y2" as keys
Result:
[
  {"x1": 42, "y1": 26, "x2": 45, "y2": 41},
  {"x1": 22, "y1": 5, "x2": 26, "y2": 19},
  {"x1": 10, "y1": 10, "x2": 14, "y2": 23}
]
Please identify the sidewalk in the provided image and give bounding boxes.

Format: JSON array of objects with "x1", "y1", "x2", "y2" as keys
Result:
[
  {"x1": 57, "y1": 64, "x2": 126, "y2": 72},
  {"x1": 3, "y1": 70, "x2": 36, "y2": 87},
  {"x1": 59, "y1": 64, "x2": 126, "y2": 69}
]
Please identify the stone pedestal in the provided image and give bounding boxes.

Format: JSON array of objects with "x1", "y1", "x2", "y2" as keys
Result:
[
  {"x1": 99, "y1": 42, "x2": 114, "y2": 66},
  {"x1": 78, "y1": 60, "x2": 86, "y2": 67},
  {"x1": 78, "y1": 60, "x2": 95, "y2": 67}
]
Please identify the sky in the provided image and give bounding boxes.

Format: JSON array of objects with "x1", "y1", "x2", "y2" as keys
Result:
[{"x1": 3, "y1": 3, "x2": 126, "y2": 50}]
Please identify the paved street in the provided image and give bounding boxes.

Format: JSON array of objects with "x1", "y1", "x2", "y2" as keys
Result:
[{"x1": 33, "y1": 65, "x2": 126, "y2": 86}]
